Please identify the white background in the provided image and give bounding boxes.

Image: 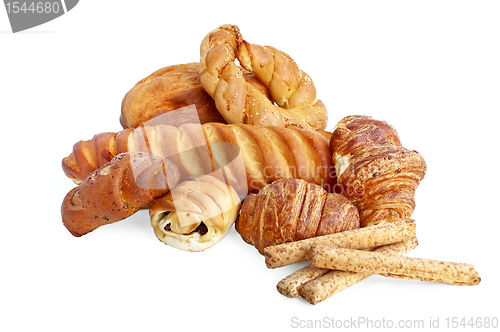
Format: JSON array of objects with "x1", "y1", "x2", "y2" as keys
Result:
[{"x1": 1, "y1": 1, "x2": 499, "y2": 331}]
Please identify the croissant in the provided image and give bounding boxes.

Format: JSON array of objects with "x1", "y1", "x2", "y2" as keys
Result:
[
  {"x1": 62, "y1": 122, "x2": 336, "y2": 194},
  {"x1": 330, "y1": 116, "x2": 427, "y2": 227},
  {"x1": 61, "y1": 152, "x2": 181, "y2": 237},
  {"x1": 199, "y1": 24, "x2": 327, "y2": 130},
  {"x1": 333, "y1": 115, "x2": 402, "y2": 147},
  {"x1": 235, "y1": 178, "x2": 360, "y2": 255},
  {"x1": 149, "y1": 174, "x2": 241, "y2": 252}
]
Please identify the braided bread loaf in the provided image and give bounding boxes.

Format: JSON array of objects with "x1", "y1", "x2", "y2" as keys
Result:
[
  {"x1": 199, "y1": 24, "x2": 327, "y2": 130},
  {"x1": 62, "y1": 123, "x2": 336, "y2": 194},
  {"x1": 330, "y1": 116, "x2": 426, "y2": 227}
]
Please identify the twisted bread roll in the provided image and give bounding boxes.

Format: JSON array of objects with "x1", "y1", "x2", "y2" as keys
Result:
[
  {"x1": 61, "y1": 152, "x2": 181, "y2": 237},
  {"x1": 330, "y1": 116, "x2": 426, "y2": 227},
  {"x1": 236, "y1": 178, "x2": 360, "y2": 255},
  {"x1": 199, "y1": 24, "x2": 327, "y2": 130},
  {"x1": 62, "y1": 123, "x2": 336, "y2": 194},
  {"x1": 150, "y1": 175, "x2": 241, "y2": 252}
]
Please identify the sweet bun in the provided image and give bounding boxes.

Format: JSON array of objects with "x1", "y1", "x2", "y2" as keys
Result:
[{"x1": 120, "y1": 62, "x2": 226, "y2": 128}]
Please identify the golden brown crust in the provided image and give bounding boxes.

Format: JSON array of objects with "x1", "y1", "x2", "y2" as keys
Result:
[
  {"x1": 330, "y1": 116, "x2": 426, "y2": 227},
  {"x1": 61, "y1": 132, "x2": 117, "y2": 183},
  {"x1": 62, "y1": 123, "x2": 336, "y2": 193},
  {"x1": 61, "y1": 152, "x2": 181, "y2": 237},
  {"x1": 199, "y1": 25, "x2": 327, "y2": 130},
  {"x1": 149, "y1": 175, "x2": 241, "y2": 252},
  {"x1": 333, "y1": 115, "x2": 402, "y2": 147},
  {"x1": 319, "y1": 130, "x2": 332, "y2": 142},
  {"x1": 235, "y1": 178, "x2": 360, "y2": 255},
  {"x1": 120, "y1": 62, "x2": 226, "y2": 129},
  {"x1": 316, "y1": 194, "x2": 360, "y2": 236}
]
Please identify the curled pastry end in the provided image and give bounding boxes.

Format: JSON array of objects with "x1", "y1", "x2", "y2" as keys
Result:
[{"x1": 149, "y1": 175, "x2": 241, "y2": 252}]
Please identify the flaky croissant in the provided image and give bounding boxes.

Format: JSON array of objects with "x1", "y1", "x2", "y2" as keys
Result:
[
  {"x1": 61, "y1": 152, "x2": 181, "y2": 237},
  {"x1": 235, "y1": 178, "x2": 360, "y2": 255},
  {"x1": 333, "y1": 115, "x2": 402, "y2": 147},
  {"x1": 62, "y1": 122, "x2": 336, "y2": 194},
  {"x1": 199, "y1": 24, "x2": 327, "y2": 130},
  {"x1": 149, "y1": 175, "x2": 241, "y2": 252},
  {"x1": 330, "y1": 116, "x2": 426, "y2": 227}
]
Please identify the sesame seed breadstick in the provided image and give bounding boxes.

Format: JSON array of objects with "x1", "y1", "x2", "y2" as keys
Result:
[
  {"x1": 297, "y1": 238, "x2": 418, "y2": 305},
  {"x1": 309, "y1": 246, "x2": 481, "y2": 286},
  {"x1": 264, "y1": 219, "x2": 416, "y2": 269}
]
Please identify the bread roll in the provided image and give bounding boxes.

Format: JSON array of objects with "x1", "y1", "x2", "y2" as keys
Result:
[
  {"x1": 199, "y1": 24, "x2": 328, "y2": 130},
  {"x1": 61, "y1": 152, "x2": 181, "y2": 236},
  {"x1": 236, "y1": 178, "x2": 359, "y2": 255},
  {"x1": 62, "y1": 123, "x2": 337, "y2": 194},
  {"x1": 120, "y1": 62, "x2": 226, "y2": 128},
  {"x1": 330, "y1": 116, "x2": 426, "y2": 227},
  {"x1": 149, "y1": 175, "x2": 241, "y2": 252}
]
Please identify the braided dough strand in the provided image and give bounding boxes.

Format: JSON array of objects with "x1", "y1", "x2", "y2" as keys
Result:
[{"x1": 199, "y1": 24, "x2": 327, "y2": 130}]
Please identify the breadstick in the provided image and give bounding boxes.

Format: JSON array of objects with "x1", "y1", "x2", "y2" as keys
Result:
[
  {"x1": 309, "y1": 246, "x2": 481, "y2": 286},
  {"x1": 264, "y1": 219, "x2": 416, "y2": 269},
  {"x1": 277, "y1": 265, "x2": 330, "y2": 298},
  {"x1": 298, "y1": 238, "x2": 418, "y2": 305}
]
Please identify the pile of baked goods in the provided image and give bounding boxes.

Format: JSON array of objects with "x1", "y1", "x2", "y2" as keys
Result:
[{"x1": 60, "y1": 24, "x2": 480, "y2": 304}]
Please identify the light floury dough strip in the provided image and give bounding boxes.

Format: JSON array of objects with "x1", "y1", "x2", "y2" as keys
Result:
[
  {"x1": 264, "y1": 219, "x2": 416, "y2": 268},
  {"x1": 297, "y1": 238, "x2": 418, "y2": 305},
  {"x1": 276, "y1": 239, "x2": 417, "y2": 298},
  {"x1": 277, "y1": 265, "x2": 330, "y2": 298},
  {"x1": 309, "y1": 246, "x2": 481, "y2": 286}
]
